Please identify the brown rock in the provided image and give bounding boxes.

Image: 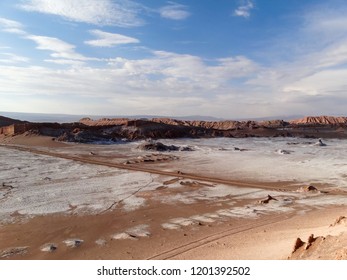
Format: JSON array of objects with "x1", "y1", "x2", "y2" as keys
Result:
[
  {"x1": 258, "y1": 195, "x2": 278, "y2": 204},
  {"x1": 292, "y1": 238, "x2": 305, "y2": 253},
  {"x1": 297, "y1": 185, "x2": 319, "y2": 192},
  {"x1": 330, "y1": 216, "x2": 347, "y2": 227},
  {"x1": 290, "y1": 116, "x2": 347, "y2": 125},
  {"x1": 305, "y1": 234, "x2": 317, "y2": 250}
]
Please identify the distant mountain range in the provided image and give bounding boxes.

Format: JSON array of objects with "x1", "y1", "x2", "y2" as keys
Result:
[
  {"x1": 0, "y1": 111, "x2": 303, "y2": 123},
  {"x1": 2, "y1": 111, "x2": 347, "y2": 126},
  {"x1": 0, "y1": 111, "x2": 225, "y2": 123}
]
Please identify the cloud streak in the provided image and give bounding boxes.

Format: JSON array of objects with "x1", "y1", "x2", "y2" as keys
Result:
[
  {"x1": 243, "y1": 3, "x2": 347, "y2": 117},
  {"x1": 85, "y1": 29, "x2": 139, "y2": 47},
  {"x1": 0, "y1": 17, "x2": 26, "y2": 34},
  {"x1": 26, "y1": 35, "x2": 92, "y2": 61},
  {"x1": 0, "y1": 52, "x2": 30, "y2": 64},
  {"x1": 19, "y1": 0, "x2": 145, "y2": 27}
]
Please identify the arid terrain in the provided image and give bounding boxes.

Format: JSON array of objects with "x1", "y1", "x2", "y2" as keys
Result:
[{"x1": 1, "y1": 115, "x2": 347, "y2": 260}]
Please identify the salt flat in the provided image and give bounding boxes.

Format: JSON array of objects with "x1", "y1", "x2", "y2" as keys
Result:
[{"x1": 1, "y1": 136, "x2": 347, "y2": 260}]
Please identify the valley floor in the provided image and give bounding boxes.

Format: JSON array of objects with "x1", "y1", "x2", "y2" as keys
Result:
[{"x1": 1, "y1": 135, "x2": 347, "y2": 260}]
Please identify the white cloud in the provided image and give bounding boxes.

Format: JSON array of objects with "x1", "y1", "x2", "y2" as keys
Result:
[
  {"x1": 234, "y1": 0, "x2": 254, "y2": 18},
  {"x1": 0, "y1": 17, "x2": 26, "y2": 34},
  {"x1": 26, "y1": 35, "x2": 93, "y2": 61},
  {"x1": 0, "y1": 52, "x2": 30, "y2": 64},
  {"x1": 0, "y1": 17, "x2": 23, "y2": 28},
  {"x1": 303, "y1": 7, "x2": 347, "y2": 35},
  {"x1": 3, "y1": 49, "x2": 347, "y2": 117},
  {"x1": 85, "y1": 29, "x2": 139, "y2": 47},
  {"x1": 109, "y1": 51, "x2": 258, "y2": 87},
  {"x1": 300, "y1": 6, "x2": 347, "y2": 67},
  {"x1": 0, "y1": 51, "x2": 258, "y2": 98},
  {"x1": 283, "y1": 69, "x2": 347, "y2": 96},
  {"x1": 19, "y1": 0, "x2": 145, "y2": 27},
  {"x1": 159, "y1": 2, "x2": 190, "y2": 20},
  {"x1": 0, "y1": 49, "x2": 262, "y2": 117},
  {"x1": 241, "y1": 2, "x2": 347, "y2": 116},
  {"x1": 44, "y1": 59, "x2": 86, "y2": 67},
  {"x1": 1, "y1": 17, "x2": 99, "y2": 65}
]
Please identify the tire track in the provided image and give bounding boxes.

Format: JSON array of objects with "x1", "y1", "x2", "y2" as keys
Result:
[
  {"x1": 147, "y1": 213, "x2": 293, "y2": 260},
  {"x1": 99, "y1": 174, "x2": 154, "y2": 214}
]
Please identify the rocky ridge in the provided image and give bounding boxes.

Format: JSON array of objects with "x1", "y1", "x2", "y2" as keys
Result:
[
  {"x1": 290, "y1": 116, "x2": 347, "y2": 125},
  {"x1": 1, "y1": 115, "x2": 347, "y2": 142}
]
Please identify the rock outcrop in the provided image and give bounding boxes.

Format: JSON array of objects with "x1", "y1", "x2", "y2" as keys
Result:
[
  {"x1": 151, "y1": 118, "x2": 285, "y2": 130},
  {"x1": 138, "y1": 141, "x2": 194, "y2": 152},
  {"x1": 79, "y1": 117, "x2": 129, "y2": 126},
  {"x1": 290, "y1": 116, "x2": 347, "y2": 125},
  {"x1": 296, "y1": 185, "x2": 319, "y2": 193}
]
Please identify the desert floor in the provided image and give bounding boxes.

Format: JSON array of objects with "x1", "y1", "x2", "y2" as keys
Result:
[{"x1": 1, "y1": 135, "x2": 347, "y2": 260}]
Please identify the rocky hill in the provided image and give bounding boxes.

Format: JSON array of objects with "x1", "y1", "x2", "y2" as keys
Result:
[
  {"x1": 290, "y1": 116, "x2": 347, "y2": 125},
  {"x1": 82, "y1": 117, "x2": 289, "y2": 131},
  {"x1": 79, "y1": 117, "x2": 129, "y2": 126},
  {"x1": 0, "y1": 116, "x2": 25, "y2": 127}
]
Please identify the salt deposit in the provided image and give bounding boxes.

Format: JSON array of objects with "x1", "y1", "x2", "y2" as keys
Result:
[
  {"x1": 112, "y1": 224, "x2": 150, "y2": 240},
  {"x1": 40, "y1": 243, "x2": 57, "y2": 252},
  {"x1": 63, "y1": 239, "x2": 83, "y2": 248},
  {"x1": 112, "y1": 232, "x2": 137, "y2": 240},
  {"x1": 95, "y1": 239, "x2": 107, "y2": 246},
  {"x1": 0, "y1": 247, "x2": 28, "y2": 258},
  {"x1": 157, "y1": 137, "x2": 347, "y2": 188},
  {"x1": 0, "y1": 147, "x2": 161, "y2": 222},
  {"x1": 2, "y1": 136, "x2": 347, "y2": 224}
]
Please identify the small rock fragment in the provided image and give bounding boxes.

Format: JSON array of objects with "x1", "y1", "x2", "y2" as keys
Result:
[
  {"x1": 258, "y1": 195, "x2": 278, "y2": 204},
  {"x1": 40, "y1": 243, "x2": 57, "y2": 252},
  {"x1": 63, "y1": 239, "x2": 83, "y2": 248}
]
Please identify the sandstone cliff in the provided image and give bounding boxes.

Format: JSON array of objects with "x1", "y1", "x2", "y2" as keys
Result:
[{"x1": 290, "y1": 116, "x2": 347, "y2": 125}]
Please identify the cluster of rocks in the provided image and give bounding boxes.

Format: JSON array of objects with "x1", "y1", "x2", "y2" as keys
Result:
[
  {"x1": 138, "y1": 141, "x2": 194, "y2": 152},
  {"x1": 287, "y1": 141, "x2": 315, "y2": 145},
  {"x1": 124, "y1": 153, "x2": 179, "y2": 165},
  {"x1": 292, "y1": 234, "x2": 320, "y2": 254},
  {"x1": 276, "y1": 149, "x2": 292, "y2": 155},
  {"x1": 296, "y1": 185, "x2": 319, "y2": 193},
  {"x1": 234, "y1": 147, "x2": 249, "y2": 152}
]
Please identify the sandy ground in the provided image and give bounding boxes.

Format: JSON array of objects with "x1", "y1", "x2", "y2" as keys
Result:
[{"x1": 1, "y1": 134, "x2": 347, "y2": 260}]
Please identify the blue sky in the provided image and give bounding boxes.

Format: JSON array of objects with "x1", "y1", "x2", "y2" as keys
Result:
[{"x1": 1, "y1": 0, "x2": 347, "y2": 118}]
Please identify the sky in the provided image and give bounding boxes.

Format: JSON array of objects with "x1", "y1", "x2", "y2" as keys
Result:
[{"x1": 1, "y1": 0, "x2": 347, "y2": 119}]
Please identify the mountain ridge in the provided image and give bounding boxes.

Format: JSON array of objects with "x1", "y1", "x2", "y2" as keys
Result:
[
  {"x1": 290, "y1": 116, "x2": 347, "y2": 125},
  {"x1": 2, "y1": 114, "x2": 347, "y2": 141}
]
